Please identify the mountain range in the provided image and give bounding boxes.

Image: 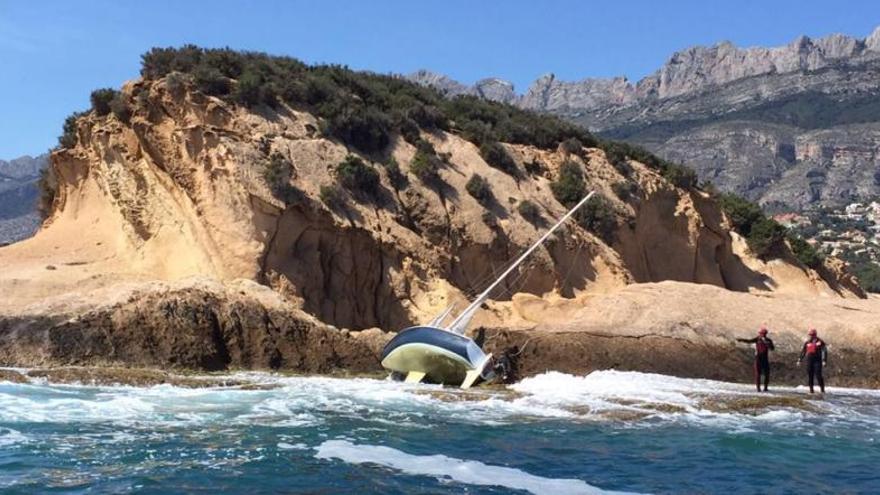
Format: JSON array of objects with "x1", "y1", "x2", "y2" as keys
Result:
[
  {"x1": 0, "y1": 154, "x2": 47, "y2": 244},
  {"x1": 409, "y1": 26, "x2": 880, "y2": 210}
]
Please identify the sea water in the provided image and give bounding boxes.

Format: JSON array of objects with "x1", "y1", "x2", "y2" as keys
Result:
[{"x1": 0, "y1": 369, "x2": 878, "y2": 494}]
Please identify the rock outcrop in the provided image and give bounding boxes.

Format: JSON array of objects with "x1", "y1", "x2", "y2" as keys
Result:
[
  {"x1": 410, "y1": 26, "x2": 880, "y2": 209},
  {"x1": 0, "y1": 60, "x2": 872, "y2": 381}
]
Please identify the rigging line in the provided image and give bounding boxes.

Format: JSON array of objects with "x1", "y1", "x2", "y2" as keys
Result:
[{"x1": 460, "y1": 245, "x2": 534, "y2": 299}]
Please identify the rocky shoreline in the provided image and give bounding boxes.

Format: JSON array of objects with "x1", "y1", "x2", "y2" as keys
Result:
[{"x1": 2, "y1": 280, "x2": 878, "y2": 390}]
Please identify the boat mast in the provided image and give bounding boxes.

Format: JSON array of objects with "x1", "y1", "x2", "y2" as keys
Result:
[{"x1": 445, "y1": 191, "x2": 596, "y2": 335}]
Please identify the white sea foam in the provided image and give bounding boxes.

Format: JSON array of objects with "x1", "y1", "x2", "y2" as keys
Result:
[
  {"x1": 0, "y1": 369, "x2": 876, "y2": 432},
  {"x1": 314, "y1": 439, "x2": 643, "y2": 495},
  {"x1": 0, "y1": 427, "x2": 28, "y2": 447}
]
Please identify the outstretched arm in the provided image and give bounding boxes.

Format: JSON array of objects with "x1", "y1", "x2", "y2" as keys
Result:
[{"x1": 736, "y1": 337, "x2": 757, "y2": 344}]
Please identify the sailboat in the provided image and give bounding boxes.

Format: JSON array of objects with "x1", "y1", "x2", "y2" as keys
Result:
[{"x1": 380, "y1": 191, "x2": 596, "y2": 388}]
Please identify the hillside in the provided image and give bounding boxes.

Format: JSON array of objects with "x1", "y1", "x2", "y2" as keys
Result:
[
  {"x1": 0, "y1": 154, "x2": 48, "y2": 244},
  {"x1": 0, "y1": 47, "x2": 875, "y2": 383},
  {"x1": 410, "y1": 26, "x2": 880, "y2": 210}
]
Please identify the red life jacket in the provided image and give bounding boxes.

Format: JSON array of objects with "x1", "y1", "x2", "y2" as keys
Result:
[
  {"x1": 756, "y1": 339, "x2": 768, "y2": 354},
  {"x1": 806, "y1": 339, "x2": 821, "y2": 355}
]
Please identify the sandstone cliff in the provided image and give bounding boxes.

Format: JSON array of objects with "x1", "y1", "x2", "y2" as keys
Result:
[{"x1": 0, "y1": 51, "x2": 873, "y2": 382}]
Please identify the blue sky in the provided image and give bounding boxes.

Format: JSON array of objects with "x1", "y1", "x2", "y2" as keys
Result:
[{"x1": 1, "y1": 0, "x2": 878, "y2": 158}]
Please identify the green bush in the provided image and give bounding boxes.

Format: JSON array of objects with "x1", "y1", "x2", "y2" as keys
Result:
[
  {"x1": 57, "y1": 111, "x2": 86, "y2": 149},
  {"x1": 410, "y1": 149, "x2": 442, "y2": 184},
  {"x1": 746, "y1": 217, "x2": 787, "y2": 257},
  {"x1": 559, "y1": 137, "x2": 584, "y2": 157},
  {"x1": 662, "y1": 163, "x2": 698, "y2": 189},
  {"x1": 717, "y1": 193, "x2": 787, "y2": 257},
  {"x1": 234, "y1": 69, "x2": 267, "y2": 107},
  {"x1": 110, "y1": 93, "x2": 132, "y2": 123},
  {"x1": 90, "y1": 88, "x2": 118, "y2": 116},
  {"x1": 37, "y1": 165, "x2": 57, "y2": 219},
  {"x1": 324, "y1": 106, "x2": 391, "y2": 154},
  {"x1": 842, "y1": 253, "x2": 880, "y2": 293},
  {"x1": 133, "y1": 46, "x2": 706, "y2": 189},
  {"x1": 517, "y1": 200, "x2": 542, "y2": 224},
  {"x1": 336, "y1": 155, "x2": 380, "y2": 198},
  {"x1": 612, "y1": 181, "x2": 638, "y2": 202},
  {"x1": 577, "y1": 195, "x2": 617, "y2": 243},
  {"x1": 319, "y1": 184, "x2": 345, "y2": 208},
  {"x1": 479, "y1": 141, "x2": 519, "y2": 177},
  {"x1": 787, "y1": 233, "x2": 823, "y2": 269},
  {"x1": 717, "y1": 193, "x2": 764, "y2": 235},
  {"x1": 263, "y1": 152, "x2": 300, "y2": 202},
  {"x1": 551, "y1": 161, "x2": 586, "y2": 207},
  {"x1": 193, "y1": 65, "x2": 231, "y2": 96},
  {"x1": 165, "y1": 72, "x2": 188, "y2": 95},
  {"x1": 465, "y1": 174, "x2": 493, "y2": 205}
]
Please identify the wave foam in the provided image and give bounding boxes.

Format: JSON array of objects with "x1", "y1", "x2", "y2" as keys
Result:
[{"x1": 314, "y1": 439, "x2": 642, "y2": 495}]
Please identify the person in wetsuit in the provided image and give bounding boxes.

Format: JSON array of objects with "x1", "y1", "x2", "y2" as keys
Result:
[
  {"x1": 798, "y1": 328, "x2": 828, "y2": 394},
  {"x1": 737, "y1": 326, "x2": 775, "y2": 391}
]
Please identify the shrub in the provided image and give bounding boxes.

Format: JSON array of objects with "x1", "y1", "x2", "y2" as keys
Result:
[
  {"x1": 788, "y1": 233, "x2": 823, "y2": 269},
  {"x1": 57, "y1": 111, "x2": 85, "y2": 149},
  {"x1": 264, "y1": 152, "x2": 300, "y2": 202},
  {"x1": 193, "y1": 65, "x2": 231, "y2": 96},
  {"x1": 234, "y1": 69, "x2": 266, "y2": 107},
  {"x1": 165, "y1": 71, "x2": 188, "y2": 95},
  {"x1": 110, "y1": 93, "x2": 132, "y2": 123},
  {"x1": 602, "y1": 143, "x2": 633, "y2": 176},
  {"x1": 551, "y1": 161, "x2": 586, "y2": 207},
  {"x1": 717, "y1": 193, "x2": 764, "y2": 235},
  {"x1": 747, "y1": 217, "x2": 787, "y2": 257},
  {"x1": 559, "y1": 137, "x2": 584, "y2": 157},
  {"x1": 414, "y1": 138, "x2": 436, "y2": 156},
  {"x1": 662, "y1": 163, "x2": 698, "y2": 189},
  {"x1": 90, "y1": 88, "x2": 117, "y2": 116},
  {"x1": 382, "y1": 157, "x2": 407, "y2": 190},
  {"x1": 479, "y1": 141, "x2": 518, "y2": 177},
  {"x1": 319, "y1": 185, "x2": 345, "y2": 208},
  {"x1": 324, "y1": 106, "x2": 391, "y2": 154},
  {"x1": 336, "y1": 155, "x2": 380, "y2": 198},
  {"x1": 407, "y1": 104, "x2": 446, "y2": 129},
  {"x1": 517, "y1": 200, "x2": 542, "y2": 224},
  {"x1": 717, "y1": 193, "x2": 788, "y2": 257},
  {"x1": 578, "y1": 195, "x2": 617, "y2": 243},
  {"x1": 465, "y1": 174, "x2": 493, "y2": 205},
  {"x1": 37, "y1": 165, "x2": 57, "y2": 219},
  {"x1": 132, "y1": 46, "x2": 700, "y2": 178},
  {"x1": 612, "y1": 181, "x2": 638, "y2": 202},
  {"x1": 410, "y1": 149, "x2": 442, "y2": 183}
]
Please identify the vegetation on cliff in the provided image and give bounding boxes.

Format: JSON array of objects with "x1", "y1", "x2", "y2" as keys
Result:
[
  {"x1": 131, "y1": 46, "x2": 700, "y2": 188},
  {"x1": 718, "y1": 192, "x2": 824, "y2": 267},
  {"x1": 43, "y1": 45, "x2": 847, "y2": 283}
]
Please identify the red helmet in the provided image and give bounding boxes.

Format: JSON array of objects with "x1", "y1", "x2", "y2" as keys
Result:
[
  {"x1": 758, "y1": 327, "x2": 768, "y2": 336},
  {"x1": 808, "y1": 328, "x2": 817, "y2": 337}
]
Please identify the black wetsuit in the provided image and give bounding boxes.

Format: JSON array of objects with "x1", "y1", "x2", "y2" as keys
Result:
[
  {"x1": 738, "y1": 336, "x2": 775, "y2": 391},
  {"x1": 799, "y1": 337, "x2": 828, "y2": 393}
]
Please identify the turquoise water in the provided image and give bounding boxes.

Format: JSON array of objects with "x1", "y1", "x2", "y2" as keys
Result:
[{"x1": 1, "y1": 370, "x2": 878, "y2": 494}]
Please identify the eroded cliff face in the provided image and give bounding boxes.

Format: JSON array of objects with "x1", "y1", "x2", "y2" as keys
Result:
[{"x1": 0, "y1": 73, "x2": 864, "y2": 373}]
